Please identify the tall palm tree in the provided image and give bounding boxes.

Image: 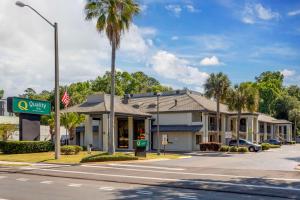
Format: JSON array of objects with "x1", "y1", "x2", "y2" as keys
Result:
[
  {"x1": 204, "y1": 73, "x2": 231, "y2": 142},
  {"x1": 85, "y1": 0, "x2": 140, "y2": 154},
  {"x1": 226, "y1": 82, "x2": 259, "y2": 146},
  {"x1": 61, "y1": 112, "x2": 85, "y2": 145},
  {"x1": 289, "y1": 107, "x2": 300, "y2": 140}
]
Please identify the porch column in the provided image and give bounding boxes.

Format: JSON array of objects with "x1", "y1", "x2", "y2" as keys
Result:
[
  {"x1": 247, "y1": 116, "x2": 254, "y2": 142},
  {"x1": 128, "y1": 117, "x2": 133, "y2": 150},
  {"x1": 264, "y1": 122, "x2": 268, "y2": 141},
  {"x1": 203, "y1": 113, "x2": 209, "y2": 142},
  {"x1": 145, "y1": 118, "x2": 150, "y2": 151},
  {"x1": 98, "y1": 119, "x2": 103, "y2": 150},
  {"x1": 102, "y1": 114, "x2": 109, "y2": 152},
  {"x1": 287, "y1": 124, "x2": 292, "y2": 142},
  {"x1": 114, "y1": 117, "x2": 118, "y2": 148},
  {"x1": 270, "y1": 124, "x2": 274, "y2": 139},
  {"x1": 84, "y1": 115, "x2": 93, "y2": 147},
  {"x1": 256, "y1": 119, "x2": 260, "y2": 143},
  {"x1": 221, "y1": 115, "x2": 226, "y2": 144}
]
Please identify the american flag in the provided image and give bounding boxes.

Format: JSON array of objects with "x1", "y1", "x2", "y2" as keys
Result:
[{"x1": 61, "y1": 91, "x2": 70, "y2": 108}]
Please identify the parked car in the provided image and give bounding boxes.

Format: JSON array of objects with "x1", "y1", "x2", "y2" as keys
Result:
[
  {"x1": 264, "y1": 139, "x2": 281, "y2": 145},
  {"x1": 229, "y1": 139, "x2": 262, "y2": 152}
]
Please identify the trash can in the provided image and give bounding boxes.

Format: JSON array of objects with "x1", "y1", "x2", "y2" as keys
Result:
[{"x1": 135, "y1": 140, "x2": 147, "y2": 157}]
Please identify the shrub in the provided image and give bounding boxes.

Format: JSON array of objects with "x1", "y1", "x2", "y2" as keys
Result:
[
  {"x1": 261, "y1": 143, "x2": 270, "y2": 150},
  {"x1": 61, "y1": 145, "x2": 83, "y2": 155},
  {"x1": 238, "y1": 147, "x2": 248, "y2": 153},
  {"x1": 219, "y1": 145, "x2": 229, "y2": 152},
  {"x1": 0, "y1": 141, "x2": 54, "y2": 154},
  {"x1": 269, "y1": 144, "x2": 280, "y2": 148},
  {"x1": 229, "y1": 146, "x2": 238, "y2": 152},
  {"x1": 81, "y1": 153, "x2": 138, "y2": 163},
  {"x1": 200, "y1": 142, "x2": 221, "y2": 151},
  {"x1": 291, "y1": 141, "x2": 296, "y2": 144}
]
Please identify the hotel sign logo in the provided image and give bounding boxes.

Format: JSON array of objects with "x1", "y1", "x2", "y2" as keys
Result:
[{"x1": 11, "y1": 97, "x2": 51, "y2": 115}]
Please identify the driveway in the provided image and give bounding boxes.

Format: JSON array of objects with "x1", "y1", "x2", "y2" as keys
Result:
[{"x1": 150, "y1": 144, "x2": 300, "y2": 171}]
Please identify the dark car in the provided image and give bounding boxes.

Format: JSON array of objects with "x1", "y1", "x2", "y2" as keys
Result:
[
  {"x1": 264, "y1": 139, "x2": 281, "y2": 145},
  {"x1": 229, "y1": 139, "x2": 262, "y2": 152}
]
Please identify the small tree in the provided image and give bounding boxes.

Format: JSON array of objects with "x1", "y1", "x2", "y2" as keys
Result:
[
  {"x1": 289, "y1": 107, "x2": 300, "y2": 140},
  {"x1": 61, "y1": 112, "x2": 85, "y2": 145},
  {"x1": 226, "y1": 82, "x2": 259, "y2": 146},
  {"x1": 0, "y1": 124, "x2": 18, "y2": 141}
]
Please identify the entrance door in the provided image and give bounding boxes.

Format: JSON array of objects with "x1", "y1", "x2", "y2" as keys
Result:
[{"x1": 117, "y1": 119, "x2": 129, "y2": 148}]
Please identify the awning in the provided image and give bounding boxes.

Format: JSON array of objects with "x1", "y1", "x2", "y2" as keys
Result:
[{"x1": 151, "y1": 125, "x2": 202, "y2": 133}]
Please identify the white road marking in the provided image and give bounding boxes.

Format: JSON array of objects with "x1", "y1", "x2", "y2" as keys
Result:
[
  {"x1": 0, "y1": 198, "x2": 9, "y2": 200},
  {"x1": 179, "y1": 196, "x2": 198, "y2": 200},
  {"x1": 40, "y1": 181, "x2": 53, "y2": 184},
  {"x1": 82, "y1": 164, "x2": 300, "y2": 182},
  {"x1": 99, "y1": 187, "x2": 114, "y2": 191},
  {"x1": 16, "y1": 178, "x2": 29, "y2": 182},
  {"x1": 38, "y1": 168, "x2": 300, "y2": 192},
  {"x1": 107, "y1": 164, "x2": 185, "y2": 171},
  {"x1": 0, "y1": 176, "x2": 7, "y2": 179},
  {"x1": 136, "y1": 190, "x2": 153, "y2": 195},
  {"x1": 68, "y1": 183, "x2": 82, "y2": 187},
  {"x1": 20, "y1": 167, "x2": 37, "y2": 170}
]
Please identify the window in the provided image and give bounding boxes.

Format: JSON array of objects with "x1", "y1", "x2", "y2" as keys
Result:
[
  {"x1": 240, "y1": 118, "x2": 246, "y2": 132},
  {"x1": 259, "y1": 123, "x2": 264, "y2": 133},
  {"x1": 192, "y1": 112, "x2": 202, "y2": 122},
  {"x1": 196, "y1": 135, "x2": 202, "y2": 144},
  {"x1": 267, "y1": 125, "x2": 271, "y2": 133}
]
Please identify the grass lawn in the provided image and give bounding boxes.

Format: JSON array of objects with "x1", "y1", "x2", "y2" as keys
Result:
[{"x1": 0, "y1": 151, "x2": 184, "y2": 164}]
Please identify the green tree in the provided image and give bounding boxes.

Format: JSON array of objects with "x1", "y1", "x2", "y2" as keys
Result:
[
  {"x1": 61, "y1": 112, "x2": 85, "y2": 145},
  {"x1": 204, "y1": 72, "x2": 231, "y2": 142},
  {"x1": 227, "y1": 82, "x2": 259, "y2": 146},
  {"x1": 0, "y1": 124, "x2": 18, "y2": 141},
  {"x1": 0, "y1": 90, "x2": 4, "y2": 99},
  {"x1": 286, "y1": 85, "x2": 300, "y2": 101},
  {"x1": 22, "y1": 88, "x2": 37, "y2": 99},
  {"x1": 41, "y1": 112, "x2": 55, "y2": 142},
  {"x1": 274, "y1": 94, "x2": 298, "y2": 119},
  {"x1": 255, "y1": 71, "x2": 284, "y2": 115},
  {"x1": 289, "y1": 107, "x2": 300, "y2": 139},
  {"x1": 67, "y1": 81, "x2": 92, "y2": 106}
]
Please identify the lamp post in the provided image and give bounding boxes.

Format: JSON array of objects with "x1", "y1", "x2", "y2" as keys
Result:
[
  {"x1": 16, "y1": 1, "x2": 60, "y2": 159},
  {"x1": 156, "y1": 92, "x2": 162, "y2": 155}
]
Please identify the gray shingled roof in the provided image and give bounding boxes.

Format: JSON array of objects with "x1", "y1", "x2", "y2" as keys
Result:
[
  {"x1": 63, "y1": 94, "x2": 151, "y2": 117},
  {"x1": 258, "y1": 113, "x2": 292, "y2": 124}
]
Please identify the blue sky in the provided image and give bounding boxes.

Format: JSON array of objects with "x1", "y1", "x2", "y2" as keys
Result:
[{"x1": 0, "y1": 0, "x2": 299, "y2": 96}]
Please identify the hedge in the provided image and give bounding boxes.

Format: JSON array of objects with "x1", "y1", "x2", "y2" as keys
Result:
[
  {"x1": 0, "y1": 141, "x2": 54, "y2": 154},
  {"x1": 238, "y1": 147, "x2": 248, "y2": 153},
  {"x1": 200, "y1": 142, "x2": 221, "y2": 151},
  {"x1": 269, "y1": 144, "x2": 280, "y2": 148},
  {"x1": 261, "y1": 143, "x2": 270, "y2": 150},
  {"x1": 229, "y1": 146, "x2": 238, "y2": 152},
  {"x1": 61, "y1": 145, "x2": 83, "y2": 155},
  {"x1": 219, "y1": 145, "x2": 230, "y2": 152},
  {"x1": 81, "y1": 153, "x2": 138, "y2": 163}
]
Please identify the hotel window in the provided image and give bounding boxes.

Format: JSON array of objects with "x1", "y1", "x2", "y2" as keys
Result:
[
  {"x1": 196, "y1": 135, "x2": 202, "y2": 144},
  {"x1": 267, "y1": 125, "x2": 271, "y2": 133},
  {"x1": 192, "y1": 112, "x2": 202, "y2": 122},
  {"x1": 259, "y1": 123, "x2": 264, "y2": 133},
  {"x1": 239, "y1": 118, "x2": 246, "y2": 132}
]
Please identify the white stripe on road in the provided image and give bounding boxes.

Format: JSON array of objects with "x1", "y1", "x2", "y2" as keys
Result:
[
  {"x1": 16, "y1": 178, "x2": 29, "y2": 182},
  {"x1": 0, "y1": 198, "x2": 9, "y2": 200},
  {"x1": 179, "y1": 196, "x2": 198, "y2": 200},
  {"x1": 81, "y1": 164, "x2": 300, "y2": 182},
  {"x1": 108, "y1": 164, "x2": 185, "y2": 171},
  {"x1": 40, "y1": 181, "x2": 53, "y2": 184},
  {"x1": 99, "y1": 187, "x2": 114, "y2": 191},
  {"x1": 0, "y1": 176, "x2": 7, "y2": 179},
  {"x1": 68, "y1": 183, "x2": 82, "y2": 187},
  {"x1": 38, "y1": 168, "x2": 300, "y2": 192},
  {"x1": 136, "y1": 190, "x2": 153, "y2": 195}
]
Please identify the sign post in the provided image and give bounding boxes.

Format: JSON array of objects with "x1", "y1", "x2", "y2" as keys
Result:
[{"x1": 162, "y1": 134, "x2": 168, "y2": 155}]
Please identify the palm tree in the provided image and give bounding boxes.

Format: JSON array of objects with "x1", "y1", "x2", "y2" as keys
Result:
[
  {"x1": 204, "y1": 73, "x2": 231, "y2": 142},
  {"x1": 85, "y1": 0, "x2": 140, "y2": 154},
  {"x1": 61, "y1": 112, "x2": 85, "y2": 145},
  {"x1": 289, "y1": 107, "x2": 300, "y2": 140},
  {"x1": 226, "y1": 82, "x2": 259, "y2": 146}
]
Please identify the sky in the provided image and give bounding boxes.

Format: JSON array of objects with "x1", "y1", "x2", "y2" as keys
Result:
[{"x1": 0, "y1": 0, "x2": 299, "y2": 97}]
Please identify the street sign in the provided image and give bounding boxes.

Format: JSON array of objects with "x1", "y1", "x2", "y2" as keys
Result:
[
  {"x1": 9, "y1": 97, "x2": 51, "y2": 115},
  {"x1": 225, "y1": 131, "x2": 232, "y2": 139},
  {"x1": 162, "y1": 134, "x2": 168, "y2": 145}
]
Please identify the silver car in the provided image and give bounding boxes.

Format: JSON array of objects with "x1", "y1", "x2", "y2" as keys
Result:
[{"x1": 229, "y1": 139, "x2": 262, "y2": 152}]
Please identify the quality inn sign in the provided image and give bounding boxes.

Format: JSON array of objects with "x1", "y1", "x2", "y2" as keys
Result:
[{"x1": 10, "y1": 97, "x2": 51, "y2": 115}]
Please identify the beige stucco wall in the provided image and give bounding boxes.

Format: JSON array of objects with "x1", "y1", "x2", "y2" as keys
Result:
[
  {"x1": 152, "y1": 113, "x2": 191, "y2": 125},
  {"x1": 152, "y1": 132, "x2": 193, "y2": 152}
]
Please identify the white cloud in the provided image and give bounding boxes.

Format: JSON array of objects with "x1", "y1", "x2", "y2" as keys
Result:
[
  {"x1": 189, "y1": 35, "x2": 230, "y2": 50},
  {"x1": 200, "y1": 56, "x2": 222, "y2": 66},
  {"x1": 0, "y1": 0, "x2": 155, "y2": 96},
  {"x1": 186, "y1": 5, "x2": 199, "y2": 13},
  {"x1": 171, "y1": 36, "x2": 179, "y2": 40},
  {"x1": 151, "y1": 51, "x2": 209, "y2": 86},
  {"x1": 288, "y1": 9, "x2": 300, "y2": 16},
  {"x1": 241, "y1": 3, "x2": 280, "y2": 24},
  {"x1": 281, "y1": 69, "x2": 296, "y2": 77},
  {"x1": 165, "y1": 4, "x2": 182, "y2": 16}
]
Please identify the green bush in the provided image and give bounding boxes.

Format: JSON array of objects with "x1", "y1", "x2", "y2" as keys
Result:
[
  {"x1": 229, "y1": 146, "x2": 238, "y2": 152},
  {"x1": 238, "y1": 147, "x2": 249, "y2": 153},
  {"x1": 81, "y1": 153, "x2": 138, "y2": 163},
  {"x1": 61, "y1": 145, "x2": 83, "y2": 155},
  {"x1": 219, "y1": 145, "x2": 229, "y2": 152},
  {"x1": 0, "y1": 141, "x2": 54, "y2": 154},
  {"x1": 261, "y1": 143, "x2": 270, "y2": 150},
  {"x1": 200, "y1": 142, "x2": 221, "y2": 151},
  {"x1": 291, "y1": 141, "x2": 296, "y2": 144},
  {"x1": 269, "y1": 144, "x2": 280, "y2": 148}
]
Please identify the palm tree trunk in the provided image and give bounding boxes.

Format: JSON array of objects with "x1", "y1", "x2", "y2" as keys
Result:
[
  {"x1": 216, "y1": 97, "x2": 220, "y2": 143},
  {"x1": 237, "y1": 110, "x2": 241, "y2": 147},
  {"x1": 108, "y1": 39, "x2": 116, "y2": 155}
]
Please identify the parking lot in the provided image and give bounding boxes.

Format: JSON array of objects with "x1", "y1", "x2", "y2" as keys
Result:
[{"x1": 150, "y1": 144, "x2": 300, "y2": 171}]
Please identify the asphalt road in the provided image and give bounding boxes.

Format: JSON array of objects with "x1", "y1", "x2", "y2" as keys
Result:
[{"x1": 0, "y1": 172, "x2": 286, "y2": 200}]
